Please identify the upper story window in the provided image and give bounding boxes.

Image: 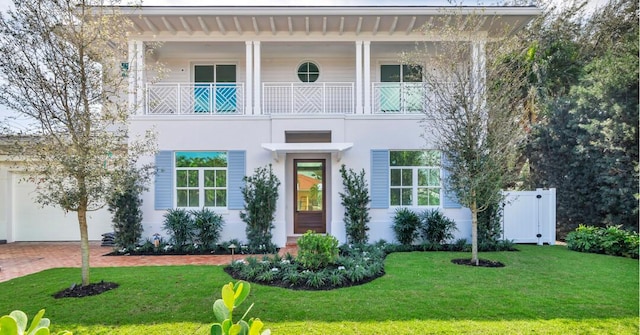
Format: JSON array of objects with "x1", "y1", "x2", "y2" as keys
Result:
[
  {"x1": 381, "y1": 64, "x2": 423, "y2": 83},
  {"x1": 297, "y1": 61, "x2": 319, "y2": 83},
  {"x1": 175, "y1": 151, "x2": 227, "y2": 208},
  {"x1": 390, "y1": 150, "x2": 441, "y2": 207}
]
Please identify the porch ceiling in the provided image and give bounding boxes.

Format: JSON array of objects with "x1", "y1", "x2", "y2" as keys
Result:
[{"x1": 120, "y1": 6, "x2": 541, "y2": 39}]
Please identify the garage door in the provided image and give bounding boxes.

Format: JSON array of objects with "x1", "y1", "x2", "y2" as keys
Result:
[{"x1": 12, "y1": 173, "x2": 113, "y2": 241}]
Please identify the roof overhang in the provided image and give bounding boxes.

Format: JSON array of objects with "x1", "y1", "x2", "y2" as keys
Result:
[
  {"x1": 115, "y1": 5, "x2": 541, "y2": 39},
  {"x1": 261, "y1": 142, "x2": 353, "y2": 162}
]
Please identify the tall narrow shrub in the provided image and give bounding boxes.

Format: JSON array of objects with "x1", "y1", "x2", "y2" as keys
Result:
[
  {"x1": 240, "y1": 164, "x2": 280, "y2": 253},
  {"x1": 339, "y1": 165, "x2": 371, "y2": 245},
  {"x1": 107, "y1": 168, "x2": 145, "y2": 249}
]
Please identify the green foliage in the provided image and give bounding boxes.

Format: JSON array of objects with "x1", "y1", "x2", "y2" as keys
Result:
[
  {"x1": 566, "y1": 225, "x2": 638, "y2": 258},
  {"x1": 191, "y1": 208, "x2": 224, "y2": 250},
  {"x1": 525, "y1": 0, "x2": 639, "y2": 235},
  {"x1": 392, "y1": 208, "x2": 421, "y2": 245},
  {"x1": 0, "y1": 309, "x2": 71, "y2": 335},
  {"x1": 240, "y1": 165, "x2": 280, "y2": 253},
  {"x1": 210, "y1": 281, "x2": 270, "y2": 335},
  {"x1": 297, "y1": 231, "x2": 339, "y2": 270},
  {"x1": 107, "y1": 167, "x2": 145, "y2": 250},
  {"x1": 477, "y1": 200, "x2": 504, "y2": 245},
  {"x1": 418, "y1": 209, "x2": 457, "y2": 245},
  {"x1": 162, "y1": 208, "x2": 194, "y2": 251},
  {"x1": 225, "y1": 243, "x2": 386, "y2": 290},
  {"x1": 339, "y1": 165, "x2": 371, "y2": 245}
]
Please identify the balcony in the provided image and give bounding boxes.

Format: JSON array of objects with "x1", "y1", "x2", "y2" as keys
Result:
[
  {"x1": 145, "y1": 82, "x2": 435, "y2": 115},
  {"x1": 262, "y1": 83, "x2": 354, "y2": 115},
  {"x1": 146, "y1": 83, "x2": 245, "y2": 115},
  {"x1": 372, "y1": 82, "x2": 428, "y2": 114}
]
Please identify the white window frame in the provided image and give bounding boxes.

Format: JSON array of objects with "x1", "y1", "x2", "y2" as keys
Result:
[
  {"x1": 389, "y1": 150, "x2": 442, "y2": 207},
  {"x1": 174, "y1": 152, "x2": 228, "y2": 208}
]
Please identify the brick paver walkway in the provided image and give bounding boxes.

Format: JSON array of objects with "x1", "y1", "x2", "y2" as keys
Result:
[{"x1": 0, "y1": 242, "x2": 297, "y2": 283}]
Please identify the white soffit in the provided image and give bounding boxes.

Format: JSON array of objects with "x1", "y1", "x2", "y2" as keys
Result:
[{"x1": 261, "y1": 142, "x2": 353, "y2": 162}]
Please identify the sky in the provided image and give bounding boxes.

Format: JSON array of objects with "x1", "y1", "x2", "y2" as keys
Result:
[{"x1": 0, "y1": 0, "x2": 611, "y2": 129}]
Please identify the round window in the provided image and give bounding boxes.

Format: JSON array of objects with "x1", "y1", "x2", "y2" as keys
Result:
[{"x1": 297, "y1": 61, "x2": 319, "y2": 83}]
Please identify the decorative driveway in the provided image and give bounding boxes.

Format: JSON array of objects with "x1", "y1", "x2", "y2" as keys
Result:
[{"x1": 0, "y1": 242, "x2": 295, "y2": 283}]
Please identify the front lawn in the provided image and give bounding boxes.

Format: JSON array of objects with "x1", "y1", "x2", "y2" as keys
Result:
[{"x1": 0, "y1": 245, "x2": 637, "y2": 334}]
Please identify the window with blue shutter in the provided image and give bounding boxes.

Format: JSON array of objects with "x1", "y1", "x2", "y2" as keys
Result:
[
  {"x1": 227, "y1": 150, "x2": 246, "y2": 210},
  {"x1": 441, "y1": 153, "x2": 462, "y2": 208},
  {"x1": 154, "y1": 150, "x2": 174, "y2": 210},
  {"x1": 370, "y1": 150, "x2": 390, "y2": 208}
]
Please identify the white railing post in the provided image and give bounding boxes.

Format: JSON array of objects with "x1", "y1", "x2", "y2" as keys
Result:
[
  {"x1": 322, "y1": 82, "x2": 326, "y2": 113},
  {"x1": 176, "y1": 83, "x2": 181, "y2": 115}
]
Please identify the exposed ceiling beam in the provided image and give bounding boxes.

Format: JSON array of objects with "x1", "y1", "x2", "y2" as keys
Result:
[
  {"x1": 389, "y1": 16, "x2": 398, "y2": 34},
  {"x1": 142, "y1": 17, "x2": 159, "y2": 35},
  {"x1": 198, "y1": 16, "x2": 210, "y2": 34},
  {"x1": 179, "y1": 17, "x2": 192, "y2": 35},
  {"x1": 287, "y1": 16, "x2": 293, "y2": 35},
  {"x1": 131, "y1": 21, "x2": 143, "y2": 34},
  {"x1": 356, "y1": 17, "x2": 362, "y2": 35},
  {"x1": 473, "y1": 16, "x2": 488, "y2": 32},
  {"x1": 305, "y1": 16, "x2": 310, "y2": 35},
  {"x1": 372, "y1": 16, "x2": 380, "y2": 35},
  {"x1": 215, "y1": 16, "x2": 226, "y2": 35},
  {"x1": 252, "y1": 17, "x2": 260, "y2": 34},
  {"x1": 405, "y1": 16, "x2": 416, "y2": 34},
  {"x1": 269, "y1": 16, "x2": 277, "y2": 35},
  {"x1": 233, "y1": 16, "x2": 243, "y2": 34},
  {"x1": 161, "y1": 16, "x2": 176, "y2": 35},
  {"x1": 459, "y1": 16, "x2": 471, "y2": 31},
  {"x1": 322, "y1": 17, "x2": 327, "y2": 35},
  {"x1": 339, "y1": 16, "x2": 345, "y2": 35}
]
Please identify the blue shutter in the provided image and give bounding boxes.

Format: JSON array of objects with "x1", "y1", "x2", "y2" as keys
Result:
[
  {"x1": 370, "y1": 150, "x2": 389, "y2": 209},
  {"x1": 442, "y1": 153, "x2": 462, "y2": 208},
  {"x1": 154, "y1": 151, "x2": 174, "y2": 210},
  {"x1": 227, "y1": 150, "x2": 246, "y2": 210}
]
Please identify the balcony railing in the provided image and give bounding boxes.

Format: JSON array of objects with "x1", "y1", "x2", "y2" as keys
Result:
[
  {"x1": 262, "y1": 82, "x2": 354, "y2": 115},
  {"x1": 146, "y1": 83, "x2": 245, "y2": 115},
  {"x1": 145, "y1": 82, "x2": 442, "y2": 115},
  {"x1": 372, "y1": 82, "x2": 429, "y2": 114}
]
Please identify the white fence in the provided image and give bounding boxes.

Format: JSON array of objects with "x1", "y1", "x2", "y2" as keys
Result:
[{"x1": 501, "y1": 188, "x2": 556, "y2": 245}]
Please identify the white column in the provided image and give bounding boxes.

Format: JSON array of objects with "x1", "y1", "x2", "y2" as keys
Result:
[
  {"x1": 471, "y1": 40, "x2": 486, "y2": 114},
  {"x1": 253, "y1": 41, "x2": 261, "y2": 115},
  {"x1": 245, "y1": 41, "x2": 253, "y2": 115},
  {"x1": 363, "y1": 41, "x2": 372, "y2": 114},
  {"x1": 355, "y1": 41, "x2": 363, "y2": 114},
  {"x1": 135, "y1": 40, "x2": 145, "y2": 115},
  {"x1": 127, "y1": 40, "x2": 136, "y2": 114}
]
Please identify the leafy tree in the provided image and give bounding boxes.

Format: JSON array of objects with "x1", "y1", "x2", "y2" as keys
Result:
[
  {"x1": 526, "y1": 0, "x2": 639, "y2": 234},
  {"x1": 240, "y1": 164, "x2": 280, "y2": 253},
  {"x1": 0, "y1": 0, "x2": 156, "y2": 286},
  {"x1": 408, "y1": 13, "x2": 530, "y2": 264}
]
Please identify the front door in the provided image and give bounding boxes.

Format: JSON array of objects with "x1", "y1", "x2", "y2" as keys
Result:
[{"x1": 294, "y1": 159, "x2": 326, "y2": 234}]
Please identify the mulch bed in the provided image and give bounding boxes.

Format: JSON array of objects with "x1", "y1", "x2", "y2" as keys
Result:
[
  {"x1": 53, "y1": 281, "x2": 119, "y2": 299},
  {"x1": 451, "y1": 258, "x2": 505, "y2": 267}
]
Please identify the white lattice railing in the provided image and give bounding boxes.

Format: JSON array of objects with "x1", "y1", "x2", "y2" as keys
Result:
[
  {"x1": 372, "y1": 82, "x2": 429, "y2": 114},
  {"x1": 146, "y1": 83, "x2": 245, "y2": 115},
  {"x1": 262, "y1": 82, "x2": 354, "y2": 115}
]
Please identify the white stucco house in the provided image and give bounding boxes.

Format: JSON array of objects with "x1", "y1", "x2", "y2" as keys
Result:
[{"x1": 0, "y1": 1, "x2": 540, "y2": 245}]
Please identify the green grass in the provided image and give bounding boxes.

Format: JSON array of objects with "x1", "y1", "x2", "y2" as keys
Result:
[{"x1": 0, "y1": 245, "x2": 637, "y2": 334}]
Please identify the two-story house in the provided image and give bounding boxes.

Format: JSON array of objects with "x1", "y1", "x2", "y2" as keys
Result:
[{"x1": 0, "y1": 1, "x2": 540, "y2": 244}]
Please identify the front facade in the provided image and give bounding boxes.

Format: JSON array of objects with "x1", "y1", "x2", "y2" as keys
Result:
[
  {"x1": 0, "y1": 2, "x2": 539, "y2": 243},
  {"x1": 124, "y1": 3, "x2": 539, "y2": 246}
]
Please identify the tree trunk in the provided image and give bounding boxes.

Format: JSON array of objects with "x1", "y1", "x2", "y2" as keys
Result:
[
  {"x1": 78, "y1": 205, "x2": 90, "y2": 286},
  {"x1": 471, "y1": 191, "x2": 479, "y2": 266}
]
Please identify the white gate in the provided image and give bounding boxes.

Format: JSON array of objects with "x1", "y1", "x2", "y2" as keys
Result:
[{"x1": 501, "y1": 188, "x2": 556, "y2": 245}]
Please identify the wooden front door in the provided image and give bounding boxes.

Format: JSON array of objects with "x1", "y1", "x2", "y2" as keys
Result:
[{"x1": 294, "y1": 159, "x2": 326, "y2": 234}]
